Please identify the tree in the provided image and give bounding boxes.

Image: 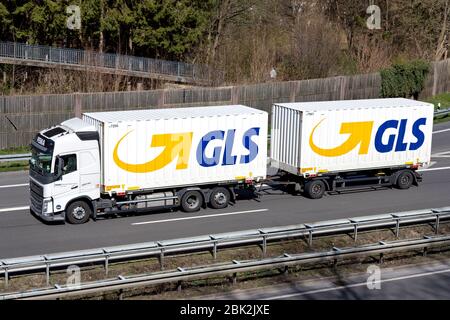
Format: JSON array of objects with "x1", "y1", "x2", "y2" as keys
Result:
[{"x1": 131, "y1": 0, "x2": 213, "y2": 59}]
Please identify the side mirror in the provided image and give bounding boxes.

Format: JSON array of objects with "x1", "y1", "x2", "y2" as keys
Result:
[{"x1": 55, "y1": 156, "x2": 64, "y2": 180}]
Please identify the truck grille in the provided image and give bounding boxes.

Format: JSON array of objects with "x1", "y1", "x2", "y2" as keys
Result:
[
  {"x1": 30, "y1": 190, "x2": 43, "y2": 213},
  {"x1": 30, "y1": 180, "x2": 43, "y2": 213},
  {"x1": 30, "y1": 179, "x2": 43, "y2": 196}
]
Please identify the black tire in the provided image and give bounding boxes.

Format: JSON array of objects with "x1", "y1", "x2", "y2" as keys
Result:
[
  {"x1": 304, "y1": 180, "x2": 326, "y2": 199},
  {"x1": 395, "y1": 170, "x2": 414, "y2": 189},
  {"x1": 66, "y1": 200, "x2": 92, "y2": 224},
  {"x1": 209, "y1": 187, "x2": 230, "y2": 209},
  {"x1": 181, "y1": 190, "x2": 203, "y2": 212}
]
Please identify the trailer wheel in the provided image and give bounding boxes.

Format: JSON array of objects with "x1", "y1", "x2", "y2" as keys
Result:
[
  {"x1": 304, "y1": 180, "x2": 326, "y2": 199},
  {"x1": 181, "y1": 190, "x2": 203, "y2": 212},
  {"x1": 66, "y1": 200, "x2": 91, "y2": 224},
  {"x1": 209, "y1": 187, "x2": 230, "y2": 209},
  {"x1": 396, "y1": 170, "x2": 414, "y2": 189}
]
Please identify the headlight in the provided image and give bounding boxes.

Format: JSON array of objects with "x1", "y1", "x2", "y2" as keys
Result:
[{"x1": 42, "y1": 199, "x2": 52, "y2": 213}]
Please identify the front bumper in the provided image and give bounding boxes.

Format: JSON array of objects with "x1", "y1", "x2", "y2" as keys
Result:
[{"x1": 31, "y1": 207, "x2": 65, "y2": 222}]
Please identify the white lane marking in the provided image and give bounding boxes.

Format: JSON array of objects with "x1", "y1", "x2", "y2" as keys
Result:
[
  {"x1": 433, "y1": 128, "x2": 450, "y2": 134},
  {"x1": 419, "y1": 166, "x2": 450, "y2": 172},
  {"x1": 431, "y1": 151, "x2": 450, "y2": 158},
  {"x1": 265, "y1": 268, "x2": 450, "y2": 300},
  {"x1": 0, "y1": 183, "x2": 28, "y2": 189},
  {"x1": 132, "y1": 209, "x2": 269, "y2": 226},
  {"x1": 427, "y1": 161, "x2": 437, "y2": 168},
  {"x1": 0, "y1": 206, "x2": 29, "y2": 213}
]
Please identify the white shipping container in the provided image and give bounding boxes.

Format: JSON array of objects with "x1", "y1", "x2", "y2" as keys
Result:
[
  {"x1": 82, "y1": 105, "x2": 268, "y2": 193},
  {"x1": 270, "y1": 98, "x2": 434, "y2": 176}
]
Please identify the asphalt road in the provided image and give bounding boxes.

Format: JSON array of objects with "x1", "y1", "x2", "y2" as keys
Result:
[
  {"x1": 197, "y1": 259, "x2": 450, "y2": 300},
  {"x1": 0, "y1": 121, "x2": 449, "y2": 259}
]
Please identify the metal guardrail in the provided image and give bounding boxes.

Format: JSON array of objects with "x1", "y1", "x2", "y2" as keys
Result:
[
  {"x1": 1, "y1": 206, "x2": 450, "y2": 291},
  {"x1": 0, "y1": 41, "x2": 212, "y2": 83},
  {"x1": 0, "y1": 153, "x2": 31, "y2": 162},
  {"x1": 2, "y1": 234, "x2": 450, "y2": 300},
  {"x1": 434, "y1": 108, "x2": 450, "y2": 117}
]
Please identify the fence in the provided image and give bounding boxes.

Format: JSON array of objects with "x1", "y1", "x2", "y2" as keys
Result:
[
  {"x1": 1, "y1": 58, "x2": 449, "y2": 149},
  {"x1": 0, "y1": 41, "x2": 211, "y2": 84},
  {"x1": 0, "y1": 73, "x2": 381, "y2": 148}
]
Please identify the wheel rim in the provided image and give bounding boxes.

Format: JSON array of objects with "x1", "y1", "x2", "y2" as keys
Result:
[
  {"x1": 312, "y1": 184, "x2": 323, "y2": 195},
  {"x1": 400, "y1": 174, "x2": 411, "y2": 185},
  {"x1": 213, "y1": 192, "x2": 227, "y2": 205},
  {"x1": 186, "y1": 195, "x2": 199, "y2": 209},
  {"x1": 72, "y1": 206, "x2": 86, "y2": 220}
]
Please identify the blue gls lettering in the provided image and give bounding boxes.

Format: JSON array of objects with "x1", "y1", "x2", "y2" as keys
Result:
[
  {"x1": 197, "y1": 127, "x2": 261, "y2": 167},
  {"x1": 223, "y1": 130, "x2": 237, "y2": 165},
  {"x1": 375, "y1": 120, "x2": 398, "y2": 153},
  {"x1": 410, "y1": 118, "x2": 426, "y2": 150},
  {"x1": 197, "y1": 130, "x2": 224, "y2": 167},
  {"x1": 240, "y1": 127, "x2": 260, "y2": 164},
  {"x1": 395, "y1": 119, "x2": 408, "y2": 152},
  {"x1": 375, "y1": 118, "x2": 427, "y2": 153}
]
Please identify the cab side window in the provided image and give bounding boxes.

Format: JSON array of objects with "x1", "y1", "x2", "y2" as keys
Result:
[{"x1": 61, "y1": 154, "x2": 77, "y2": 175}]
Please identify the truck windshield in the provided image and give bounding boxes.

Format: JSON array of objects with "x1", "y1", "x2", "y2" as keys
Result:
[{"x1": 30, "y1": 147, "x2": 53, "y2": 175}]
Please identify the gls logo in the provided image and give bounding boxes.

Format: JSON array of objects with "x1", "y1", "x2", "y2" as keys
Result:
[
  {"x1": 310, "y1": 118, "x2": 427, "y2": 157},
  {"x1": 113, "y1": 128, "x2": 260, "y2": 173}
]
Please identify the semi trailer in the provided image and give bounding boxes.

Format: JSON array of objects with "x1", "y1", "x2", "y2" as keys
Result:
[
  {"x1": 269, "y1": 98, "x2": 434, "y2": 199},
  {"x1": 29, "y1": 98, "x2": 434, "y2": 224}
]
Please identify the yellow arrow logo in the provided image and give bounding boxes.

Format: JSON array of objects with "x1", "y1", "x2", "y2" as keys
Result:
[
  {"x1": 113, "y1": 131, "x2": 193, "y2": 173},
  {"x1": 309, "y1": 119, "x2": 374, "y2": 157}
]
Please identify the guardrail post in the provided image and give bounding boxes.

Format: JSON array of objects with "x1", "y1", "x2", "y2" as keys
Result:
[
  {"x1": 395, "y1": 218, "x2": 400, "y2": 239},
  {"x1": 159, "y1": 247, "x2": 165, "y2": 271},
  {"x1": 230, "y1": 260, "x2": 240, "y2": 285},
  {"x1": 44, "y1": 256, "x2": 50, "y2": 286},
  {"x1": 103, "y1": 249, "x2": 109, "y2": 276},
  {"x1": 210, "y1": 236, "x2": 218, "y2": 259},
  {"x1": 118, "y1": 289, "x2": 124, "y2": 300},
  {"x1": 3, "y1": 266, "x2": 8, "y2": 289},
  {"x1": 353, "y1": 223, "x2": 358, "y2": 243},
  {"x1": 262, "y1": 234, "x2": 267, "y2": 258},
  {"x1": 332, "y1": 247, "x2": 340, "y2": 267},
  {"x1": 435, "y1": 214, "x2": 441, "y2": 235},
  {"x1": 305, "y1": 224, "x2": 314, "y2": 247},
  {"x1": 308, "y1": 229, "x2": 313, "y2": 247},
  {"x1": 283, "y1": 265, "x2": 289, "y2": 275}
]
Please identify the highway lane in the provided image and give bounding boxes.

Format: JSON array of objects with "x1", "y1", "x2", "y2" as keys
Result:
[
  {"x1": 0, "y1": 122, "x2": 449, "y2": 258},
  {"x1": 197, "y1": 259, "x2": 450, "y2": 300},
  {"x1": 0, "y1": 171, "x2": 29, "y2": 209}
]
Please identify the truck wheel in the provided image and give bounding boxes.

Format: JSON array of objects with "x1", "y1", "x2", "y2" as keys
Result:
[
  {"x1": 396, "y1": 170, "x2": 414, "y2": 189},
  {"x1": 209, "y1": 187, "x2": 230, "y2": 209},
  {"x1": 304, "y1": 180, "x2": 326, "y2": 199},
  {"x1": 181, "y1": 191, "x2": 203, "y2": 212},
  {"x1": 66, "y1": 201, "x2": 91, "y2": 224}
]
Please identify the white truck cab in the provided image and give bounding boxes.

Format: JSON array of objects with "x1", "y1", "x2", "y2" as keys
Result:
[{"x1": 29, "y1": 118, "x2": 100, "y2": 223}]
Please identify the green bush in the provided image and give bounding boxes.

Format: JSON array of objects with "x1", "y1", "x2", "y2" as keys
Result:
[{"x1": 380, "y1": 60, "x2": 430, "y2": 99}]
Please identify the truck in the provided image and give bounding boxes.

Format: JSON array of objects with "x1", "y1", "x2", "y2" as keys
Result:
[
  {"x1": 29, "y1": 105, "x2": 268, "y2": 224},
  {"x1": 29, "y1": 98, "x2": 434, "y2": 224},
  {"x1": 270, "y1": 98, "x2": 434, "y2": 199}
]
